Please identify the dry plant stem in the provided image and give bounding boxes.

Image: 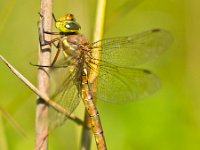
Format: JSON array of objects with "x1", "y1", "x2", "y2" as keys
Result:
[
  {"x1": 0, "y1": 55, "x2": 84, "y2": 149},
  {"x1": 0, "y1": 54, "x2": 84, "y2": 150},
  {"x1": 81, "y1": 111, "x2": 92, "y2": 150},
  {"x1": 0, "y1": 55, "x2": 83, "y2": 125},
  {"x1": 80, "y1": 0, "x2": 107, "y2": 150},
  {"x1": 35, "y1": 0, "x2": 52, "y2": 149}
]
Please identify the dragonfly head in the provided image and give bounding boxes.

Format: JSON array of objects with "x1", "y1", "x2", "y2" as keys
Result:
[{"x1": 55, "y1": 13, "x2": 81, "y2": 33}]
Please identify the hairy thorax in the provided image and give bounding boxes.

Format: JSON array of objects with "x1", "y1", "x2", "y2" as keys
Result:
[{"x1": 61, "y1": 34, "x2": 92, "y2": 67}]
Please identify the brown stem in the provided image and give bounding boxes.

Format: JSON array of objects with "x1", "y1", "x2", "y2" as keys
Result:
[{"x1": 35, "y1": 0, "x2": 52, "y2": 149}]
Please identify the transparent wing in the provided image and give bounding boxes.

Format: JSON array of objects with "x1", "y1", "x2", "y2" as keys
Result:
[
  {"x1": 88, "y1": 29, "x2": 172, "y2": 103},
  {"x1": 48, "y1": 58, "x2": 81, "y2": 130},
  {"x1": 94, "y1": 63, "x2": 160, "y2": 103},
  {"x1": 91, "y1": 29, "x2": 172, "y2": 67}
]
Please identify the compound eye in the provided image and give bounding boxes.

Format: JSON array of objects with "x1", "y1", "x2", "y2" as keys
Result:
[{"x1": 65, "y1": 22, "x2": 80, "y2": 31}]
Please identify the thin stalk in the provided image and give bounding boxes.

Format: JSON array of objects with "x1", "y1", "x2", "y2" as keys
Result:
[
  {"x1": 0, "y1": 55, "x2": 83, "y2": 125},
  {"x1": 35, "y1": 0, "x2": 52, "y2": 149},
  {"x1": 0, "y1": 106, "x2": 26, "y2": 138},
  {"x1": 0, "y1": 54, "x2": 84, "y2": 150},
  {"x1": 0, "y1": 112, "x2": 8, "y2": 150},
  {"x1": 80, "y1": 111, "x2": 92, "y2": 150},
  {"x1": 92, "y1": 0, "x2": 107, "y2": 42},
  {"x1": 80, "y1": 0, "x2": 107, "y2": 150}
]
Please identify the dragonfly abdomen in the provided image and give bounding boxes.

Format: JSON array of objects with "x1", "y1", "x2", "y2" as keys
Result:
[{"x1": 81, "y1": 69, "x2": 107, "y2": 150}]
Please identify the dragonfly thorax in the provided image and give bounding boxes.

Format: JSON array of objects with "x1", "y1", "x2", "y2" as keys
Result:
[
  {"x1": 67, "y1": 34, "x2": 89, "y2": 46},
  {"x1": 62, "y1": 34, "x2": 90, "y2": 63}
]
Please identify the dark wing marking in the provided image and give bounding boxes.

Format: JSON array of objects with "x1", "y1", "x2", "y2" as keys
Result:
[
  {"x1": 91, "y1": 29, "x2": 172, "y2": 68},
  {"x1": 94, "y1": 64, "x2": 160, "y2": 103}
]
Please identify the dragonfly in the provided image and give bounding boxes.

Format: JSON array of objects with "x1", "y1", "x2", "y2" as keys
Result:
[{"x1": 38, "y1": 13, "x2": 172, "y2": 150}]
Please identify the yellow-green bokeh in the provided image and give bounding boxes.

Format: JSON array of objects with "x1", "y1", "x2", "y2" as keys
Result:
[{"x1": 0, "y1": 0, "x2": 200, "y2": 150}]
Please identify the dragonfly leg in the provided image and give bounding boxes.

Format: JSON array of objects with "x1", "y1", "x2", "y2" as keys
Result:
[
  {"x1": 52, "y1": 13, "x2": 57, "y2": 23},
  {"x1": 50, "y1": 40, "x2": 63, "y2": 66},
  {"x1": 38, "y1": 13, "x2": 46, "y2": 46},
  {"x1": 44, "y1": 37, "x2": 61, "y2": 47},
  {"x1": 31, "y1": 40, "x2": 62, "y2": 67},
  {"x1": 38, "y1": 13, "x2": 56, "y2": 46},
  {"x1": 42, "y1": 14, "x2": 65, "y2": 35}
]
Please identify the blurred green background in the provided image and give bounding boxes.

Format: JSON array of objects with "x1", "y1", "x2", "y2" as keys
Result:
[{"x1": 0, "y1": 0, "x2": 200, "y2": 150}]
